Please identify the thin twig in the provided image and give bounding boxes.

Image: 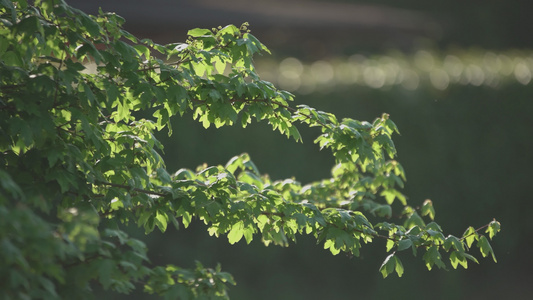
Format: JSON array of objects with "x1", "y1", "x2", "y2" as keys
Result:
[
  {"x1": 459, "y1": 223, "x2": 491, "y2": 241},
  {"x1": 96, "y1": 181, "x2": 167, "y2": 197}
]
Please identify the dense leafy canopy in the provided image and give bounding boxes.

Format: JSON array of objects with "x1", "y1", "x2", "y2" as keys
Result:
[{"x1": 0, "y1": 0, "x2": 500, "y2": 298}]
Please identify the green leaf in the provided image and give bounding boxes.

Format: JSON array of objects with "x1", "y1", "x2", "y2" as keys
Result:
[
  {"x1": 243, "y1": 225, "x2": 254, "y2": 244},
  {"x1": 380, "y1": 189, "x2": 406, "y2": 205},
  {"x1": 477, "y1": 235, "x2": 497, "y2": 263},
  {"x1": 423, "y1": 246, "x2": 446, "y2": 271},
  {"x1": 228, "y1": 221, "x2": 244, "y2": 244},
  {"x1": 444, "y1": 235, "x2": 464, "y2": 252},
  {"x1": 133, "y1": 44, "x2": 150, "y2": 59},
  {"x1": 213, "y1": 56, "x2": 226, "y2": 74},
  {"x1": 180, "y1": 210, "x2": 192, "y2": 228},
  {"x1": 289, "y1": 125, "x2": 302, "y2": 142},
  {"x1": 394, "y1": 256, "x2": 404, "y2": 277},
  {"x1": 157, "y1": 167, "x2": 172, "y2": 184},
  {"x1": 188, "y1": 28, "x2": 212, "y2": 37},
  {"x1": 371, "y1": 204, "x2": 392, "y2": 218},
  {"x1": 324, "y1": 239, "x2": 341, "y2": 255},
  {"x1": 462, "y1": 226, "x2": 478, "y2": 248},
  {"x1": 397, "y1": 239, "x2": 412, "y2": 252},
  {"x1": 2, "y1": 50, "x2": 23, "y2": 67},
  {"x1": 463, "y1": 253, "x2": 479, "y2": 265},
  {"x1": 486, "y1": 220, "x2": 501, "y2": 240},
  {"x1": 385, "y1": 119, "x2": 400, "y2": 135},
  {"x1": 404, "y1": 211, "x2": 425, "y2": 229},
  {"x1": 155, "y1": 211, "x2": 169, "y2": 232},
  {"x1": 450, "y1": 251, "x2": 468, "y2": 269},
  {"x1": 420, "y1": 199, "x2": 435, "y2": 220},
  {"x1": 379, "y1": 253, "x2": 395, "y2": 278}
]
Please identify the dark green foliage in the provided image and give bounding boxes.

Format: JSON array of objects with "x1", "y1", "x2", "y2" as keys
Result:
[{"x1": 0, "y1": 0, "x2": 500, "y2": 298}]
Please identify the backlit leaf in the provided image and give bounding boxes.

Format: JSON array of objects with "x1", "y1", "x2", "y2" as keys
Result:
[
  {"x1": 477, "y1": 235, "x2": 497, "y2": 263},
  {"x1": 228, "y1": 221, "x2": 244, "y2": 244},
  {"x1": 188, "y1": 28, "x2": 212, "y2": 37},
  {"x1": 379, "y1": 253, "x2": 395, "y2": 278},
  {"x1": 486, "y1": 220, "x2": 501, "y2": 240}
]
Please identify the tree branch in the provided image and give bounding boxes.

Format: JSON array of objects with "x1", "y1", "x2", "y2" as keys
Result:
[
  {"x1": 460, "y1": 223, "x2": 491, "y2": 241},
  {"x1": 96, "y1": 180, "x2": 167, "y2": 197}
]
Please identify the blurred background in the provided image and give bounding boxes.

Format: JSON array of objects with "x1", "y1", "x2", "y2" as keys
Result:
[{"x1": 68, "y1": 0, "x2": 533, "y2": 299}]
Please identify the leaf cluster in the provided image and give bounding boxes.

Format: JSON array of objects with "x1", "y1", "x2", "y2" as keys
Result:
[{"x1": 0, "y1": 0, "x2": 500, "y2": 298}]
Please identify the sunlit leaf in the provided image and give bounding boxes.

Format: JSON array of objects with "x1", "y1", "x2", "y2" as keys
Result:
[
  {"x1": 477, "y1": 235, "x2": 497, "y2": 263},
  {"x1": 379, "y1": 253, "x2": 395, "y2": 278},
  {"x1": 228, "y1": 221, "x2": 244, "y2": 244}
]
